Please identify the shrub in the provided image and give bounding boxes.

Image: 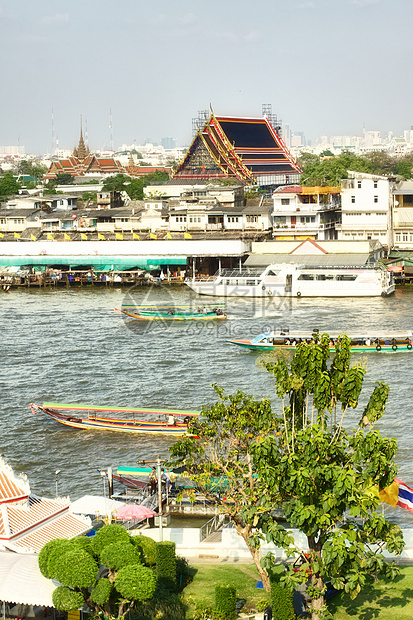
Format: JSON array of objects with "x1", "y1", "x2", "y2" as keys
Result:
[
  {"x1": 52, "y1": 586, "x2": 84, "y2": 612},
  {"x1": 114, "y1": 564, "x2": 156, "y2": 601},
  {"x1": 133, "y1": 534, "x2": 157, "y2": 566},
  {"x1": 134, "y1": 584, "x2": 186, "y2": 620},
  {"x1": 271, "y1": 581, "x2": 295, "y2": 620},
  {"x1": 215, "y1": 583, "x2": 236, "y2": 620},
  {"x1": 90, "y1": 577, "x2": 113, "y2": 605},
  {"x1": 71, "y1": 535, "x2": 95, "y2": 557},
  {"x1": 38, "y1": 539, "x2": 72, "y2": 579},
  {"x1": 100, "y1": 541, "x2": 141, "y2": 571},
  {"x1": 53, "y1": 549, "x2": 99, "y2": 588},
  {"x1": 176, "y1": 555, "x2": 192, "y2": 590},
  {"x1": 156, "y1": 541, "x2": 177, "y2": 591},
  {"x1": 91, "y1": 523, "x2": 131, "y2": 555}
]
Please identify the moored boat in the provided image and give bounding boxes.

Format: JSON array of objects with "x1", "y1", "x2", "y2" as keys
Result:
[
  {"x1": 30, "y1": 402, "x2": 200, "y2": 436},
  {"x1": 185, "y1": 263, "x2": 395, "y2": 298},
  {"x1": 116, "y1": 303, "x2": 226, "y2": 321},
  {"x1": 227, "y1": 329, "x2": 413, "y2": 353}
]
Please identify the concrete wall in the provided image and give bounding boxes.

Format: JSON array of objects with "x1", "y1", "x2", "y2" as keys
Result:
[{"x1": 133, "y1": 526, "x2": 413, "y2": 562}]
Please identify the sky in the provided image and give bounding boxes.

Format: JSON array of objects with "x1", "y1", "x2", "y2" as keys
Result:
[{"x1": 1, "y1": 0, "x2": 412, "y2": 155}]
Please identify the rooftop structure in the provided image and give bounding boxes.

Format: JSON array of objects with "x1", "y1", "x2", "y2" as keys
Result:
[{"x1": 173, "y1": 111, "x2": 301, "y2": 186}]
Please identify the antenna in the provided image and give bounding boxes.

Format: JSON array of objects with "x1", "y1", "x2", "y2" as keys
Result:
[{"x1": 51, "y1": 108, "x2": 56, "y2": 156}]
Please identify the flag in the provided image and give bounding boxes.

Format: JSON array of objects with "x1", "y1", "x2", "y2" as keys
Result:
[
  {"x1": 116, "y1": 233, "x2": 123, "y2": 240},
  {"x1": 150, "y1": 233, "x2": 157, "y2": 240},
  {"x1": 166, "y1": 232, "x2": 172, "y2": 239},
  {"x1": 64, "y1": 233, "x2": 71, "y2": 241},
  {"x1": 98, "y1": 233, "x2": 105, "y2": 240},
  {"x1": 47, "y1": 233, "x2": 54, "y2": 240},
  {"x1": 14, "y1": 232, "x2": 21, "y2": 239},
  {"x1": 380, "y1": 478, "x2": 413, "y2": 513},
  {"x1": 81, "y1": 233, "x2": 88, "y2": 240},
  {"x1": 184, "y1": 232, "x2": 192, "y2": 239},
  {"x1": 133, "y1": 233, "x2": 140, "y2": 240},
  {"x1": 31, "y1": 234, "x2": 36, "y2": 241}
]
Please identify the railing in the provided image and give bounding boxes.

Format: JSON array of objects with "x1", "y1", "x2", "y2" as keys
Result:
[{"x1": 199, "y1": 514, "x2": 229, "y2": 542}]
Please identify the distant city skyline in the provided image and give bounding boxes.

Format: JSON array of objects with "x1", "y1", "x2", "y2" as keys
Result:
[{"x1": 1, "y1": 0, "x2": 413, "y2": 155}]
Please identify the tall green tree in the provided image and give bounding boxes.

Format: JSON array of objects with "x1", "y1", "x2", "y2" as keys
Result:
[
  {"x1": 170, "y1": 336, "x2": 404, "y2": 620},
  {"x1": 252, "y1": 335, "x2": 404, "y2": 620}
]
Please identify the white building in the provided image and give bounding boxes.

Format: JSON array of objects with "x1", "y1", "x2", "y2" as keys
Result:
[
  {"x1": 337, "y1": 171, "x2": 392, "y2": 248},
  {"x1": 392, "y1": 180, "x2": 413, "y2": 250},
  {"x1": 272, "y1": 185, "x2": 341, "y2": 241}
]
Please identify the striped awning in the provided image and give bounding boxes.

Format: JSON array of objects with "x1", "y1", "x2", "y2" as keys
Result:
[{"x1": 0, "y1": 551, "x2": 55, "y2": 606}]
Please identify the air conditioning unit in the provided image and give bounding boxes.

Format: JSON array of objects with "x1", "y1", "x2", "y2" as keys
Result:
[{"x1": 154, "y1": 514, "x2": 171, "y2": 527}]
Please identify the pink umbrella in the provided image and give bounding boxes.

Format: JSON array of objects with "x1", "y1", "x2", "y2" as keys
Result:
[{"x1": 115, "y1": 504, "x2": 156, "y2": 520}]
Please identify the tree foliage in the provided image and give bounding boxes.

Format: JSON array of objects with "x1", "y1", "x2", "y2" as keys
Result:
[
  {"x1": 0, "y1": 172, "x2": 21, "y2": 197},
  {"x1": 101, "y1": 170, "x2": 169, "y2": 200},
  {"x1": 38, "y1": 525, "x2": 157, "y2": 620},
  {"x1": 298, "y1": 150, "x2": 413, "y2": 185},
  {"x1": 170, "y1": 336, "x2": 404, "y2": 620}
]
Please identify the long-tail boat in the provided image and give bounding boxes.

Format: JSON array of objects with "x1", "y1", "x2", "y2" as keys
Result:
[
  {"x1": 115, "y1": 303, "x2": 226, "y2": 321},
  {"x1": 227, "y1": 329, "x2": 413, "y2": 353},
  {"x1": 30, "y1": 402, "x2": 199, "y2": 436}
]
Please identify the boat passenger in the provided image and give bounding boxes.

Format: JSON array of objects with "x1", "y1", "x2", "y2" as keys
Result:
[
  {"x1": 169, "y1": 470, "x2": 177, "y2": 493},
  {"x1": 149, "y1": 467, "x2": 157, "y2": 494},
  {"x1": 168, "y1": 415, "x2": 176, "y2": 426},
  {"x1": 365, "y1": 338, "x2": 371, "y2": 346},
  {"x1": 285, "y1": 339, "x2": 291, "y2": 345}
]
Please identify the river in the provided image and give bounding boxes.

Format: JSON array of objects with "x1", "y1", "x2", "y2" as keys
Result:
[{"x1": 1, "y1": 284, "x2": 412, "y2": 525}]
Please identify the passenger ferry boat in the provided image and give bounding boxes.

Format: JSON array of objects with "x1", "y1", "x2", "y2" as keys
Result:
[
  {"x1": 185, "y1": 263, "x2": 395, "y2": 298},
  {"x1": 227, "y1": 329, "x2": 413, "y2": 353}
]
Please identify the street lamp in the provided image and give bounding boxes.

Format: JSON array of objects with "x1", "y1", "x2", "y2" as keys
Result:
[{"x1": 55, "y1": 470, "x2": 61, "y2": 498}]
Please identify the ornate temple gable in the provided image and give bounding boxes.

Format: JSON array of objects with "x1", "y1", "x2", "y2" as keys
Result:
[
  {"x1": 0, "y1": 457, "x2": 30, "y2": 505},
  {"x1": 173, "y1": 110, "x2": 300, "y2": 184}
]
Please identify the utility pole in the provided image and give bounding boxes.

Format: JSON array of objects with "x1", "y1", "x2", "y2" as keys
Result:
[{"x1": 138, "y1": 458, "x2": 165, "y2": 541}]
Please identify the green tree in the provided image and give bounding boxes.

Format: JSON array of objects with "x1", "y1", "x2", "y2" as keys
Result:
[
  {"x1": 169, "y1": 388, "x2": 279, "y2": 591},
  {"x1": 252, "y1": 335, "x2": 404, "y2": 620},
  {"x1": 101, "y1": 173, "x2": 130, "y2": 193},
  {"x1": 170, "y1": 336, "x2": 405, "y2": 620},
  {"x1": 38, "y1": 524, "x2": 156, "y2": 619},
  {"x1": 0, "y1": 172, "x2": 21, "y2": 197},
  {"x1": 54, "y1": 172, "x2": 74, "y2": 185}
]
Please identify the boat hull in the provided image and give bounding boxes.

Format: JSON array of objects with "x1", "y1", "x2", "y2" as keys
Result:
[
  {"x1": 227, "y1": 339, "x2": 413, "y2": 353},
  {"x1": 30, "y1": 404, "x2": 197, "y2": 436},
  {"x1": 120, "y1": 309, "x2": 226, "y2": 321}
]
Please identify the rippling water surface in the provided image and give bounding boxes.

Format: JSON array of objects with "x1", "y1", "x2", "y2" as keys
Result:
[{"x1": 1, "y1": 284, "x2": 413, "y2": 525}]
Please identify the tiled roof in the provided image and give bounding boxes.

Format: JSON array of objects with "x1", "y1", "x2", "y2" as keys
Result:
[
  {"x1": 6, "y1": 495, "x2": 68, "y2": 537},
  {"x1": 8, "y1": 512, "x2": 90, "y2": 554},
  {"x1": 0, "y1": 459, "x2": 29, "y2": 505}
]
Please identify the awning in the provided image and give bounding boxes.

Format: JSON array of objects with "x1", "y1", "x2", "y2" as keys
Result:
[
  {"x1": 69, "y1": 495, "x2": 125, "y2": 517},
  {"x1": 244, "y1": 253, "x2": 372, "y2": 267},
  {"x1": 0, "y1": 256, "x2": 187, "y2": 270},
  {"x1": 0, "y1": 551, "x2": 55, "y2": 607}
]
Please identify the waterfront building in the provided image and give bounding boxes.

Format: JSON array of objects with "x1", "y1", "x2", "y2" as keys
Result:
[
  {"x1": 272, "y1": 185, "x2": 341, "y2": 241},
  {"x1": 392, "y1": 180, "x2": 413, "y2": 250},
  {"x1": 0, "y1": 457, "x2": 90, "y2": 554},
  {"x1": 336, "y1": 171, "x2": 393, "y2": 248}
]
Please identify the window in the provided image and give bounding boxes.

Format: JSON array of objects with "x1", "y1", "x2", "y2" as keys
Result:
[
  {"x1": 396, "y1": 233, "x2": 401, "y2": 242},
  {"x1": 301, "y1": 216, "x2": 315, "y2": 223},
  {"x1": 365, "y1": 212, "x2": 371, "y2": 216},
  {"x1": 357, "y1": 181, "x2": 362, "y2": 189},
  {"x1": 281, "y1": 198, "x2": 290, "y2": 205},
  {"x1": 374, "y1": 196, "x2": 378, "y2": 203},
  {"x1": 351, "y1": 196, "x2": 355, "y2": 203},
  {"x1": 297, "y1": 274, "x2": 314, "y2": 280},
  {"x1": 337, "y1": 275, "x2": 357, "y2": 281},
  {"x1": 403, "y1": 233, "x2": 408, "y2": 241},
  {"x1": 274, "y1": 216, "x2": 287, "y2": 224},
  {"x1": 374, "y1": 181, "x2": 378, "y2": 189}
]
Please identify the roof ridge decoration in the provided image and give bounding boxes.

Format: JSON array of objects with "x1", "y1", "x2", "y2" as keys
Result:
[
  {"x1": 208, "y1": 112, "x2": 253, "y2": 181},
  {"x1": 0, "y1": 457, "x2": 30, "y2": 504}
]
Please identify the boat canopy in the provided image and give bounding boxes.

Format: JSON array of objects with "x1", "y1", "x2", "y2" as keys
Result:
[{"x1": 0, "y1": 255, "x2": 187, "y2": 270}]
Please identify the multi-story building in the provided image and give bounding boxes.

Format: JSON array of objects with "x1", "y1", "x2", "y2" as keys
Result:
[
  {"x1": 337, "y1": 171, "x2": 393, "y2": 248},
  {"x1": 392, "y1": 180, "x2": 413, "y2": 250},
  {"x1": 272, "y1": 185, "x2": 341, "y2": 241}
]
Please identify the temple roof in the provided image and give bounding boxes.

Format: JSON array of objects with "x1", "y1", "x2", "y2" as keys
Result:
[{"x1": 173, "y1": 112, "x2": 301, "y2": 184}]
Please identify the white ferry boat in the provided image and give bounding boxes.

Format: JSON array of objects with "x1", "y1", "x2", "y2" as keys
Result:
[{"x1": 185, "y1": 263, "x2": 395, "y2": 298}]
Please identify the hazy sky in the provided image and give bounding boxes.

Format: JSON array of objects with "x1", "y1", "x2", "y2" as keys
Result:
[{"x1": 1, "y1": 0, "x2": 412, "y2": 155}]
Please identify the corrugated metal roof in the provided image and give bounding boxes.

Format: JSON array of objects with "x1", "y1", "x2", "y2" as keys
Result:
[{"x1": 244, "y1": 253, "x2": 371, "y2": 267}]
